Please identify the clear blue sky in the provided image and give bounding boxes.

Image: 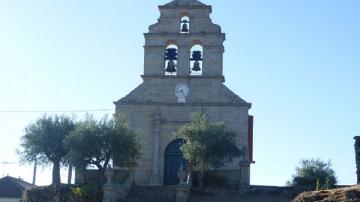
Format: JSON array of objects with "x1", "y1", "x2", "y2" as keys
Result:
[{"x1": 0, "y1": 0, "x2": 359, "y2": 186}]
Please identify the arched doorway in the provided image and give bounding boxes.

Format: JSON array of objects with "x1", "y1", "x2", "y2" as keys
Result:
[{"x1": 164, "y1": 139, "x2": 186, "y2": 185}]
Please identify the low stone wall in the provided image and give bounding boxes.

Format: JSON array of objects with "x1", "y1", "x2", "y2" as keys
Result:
[
  {"x1": 74, "y1": 169, "x2": 99, "y2": 184},
  {"x1": 75, "y1": 168, "x2": 130, "y2": 185},
  {"x1": 251, "y1": 185, "x2": 312, "y2": 198}
]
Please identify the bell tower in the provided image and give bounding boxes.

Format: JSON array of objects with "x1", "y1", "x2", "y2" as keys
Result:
[
  {"x1": 143, "y1": 0, "x2": 225, "y2": 78},
  {"x1": 115, "y1": 0, "x2": 253, "y2": 187}
]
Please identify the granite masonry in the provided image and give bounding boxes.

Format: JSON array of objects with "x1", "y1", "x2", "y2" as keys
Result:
[{"x1": 114, "y1": 0, "x2": 254, "y2": 188}]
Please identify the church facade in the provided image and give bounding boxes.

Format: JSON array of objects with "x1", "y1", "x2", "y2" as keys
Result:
[{"x1": 114, "y1": 0, "x2": 254, "y2": 186}]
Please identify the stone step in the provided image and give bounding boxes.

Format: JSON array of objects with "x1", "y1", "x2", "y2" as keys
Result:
[{"x1": 118, "y1": 185, "x2": 177, "y2": 202}]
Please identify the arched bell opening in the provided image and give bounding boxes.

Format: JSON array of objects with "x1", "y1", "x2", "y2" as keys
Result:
[
  {"x1": 190, "y1": 44, "x2": 203, "y2": 76},
  {"x1": 163, "y1": 139, "x2": 187, "y2": 185},
  {"x1": 180, "y1": 16, "x2": 190, "y2": 34},
  {"x1": 164, "y1": 44, "x2": 178, "y2": 76}
]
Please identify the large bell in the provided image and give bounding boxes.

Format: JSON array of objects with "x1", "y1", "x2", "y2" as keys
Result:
[
  {"x1": 181, "y1": 23, "x2": 189, "y2": 33},
  {"x1": 165, "y1": 60, "x2": 176, "y2": 73},
  {"x1": 192, "y1": 61, "x2": 201, "y2": 71},
  {"x1": 165, "y1": 48, "x2": 177, "y2": 60}
]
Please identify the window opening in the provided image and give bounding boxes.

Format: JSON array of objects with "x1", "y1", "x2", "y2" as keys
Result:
[
  {"x1": 180, "y1": 16, "x2": 190, "y2": 34},
  {"x1": 190, "y1": 45, "x2": 203, "y2": 76},
  {"x1": 165, "y1": 44, "x2": 178, "y2": 76}
]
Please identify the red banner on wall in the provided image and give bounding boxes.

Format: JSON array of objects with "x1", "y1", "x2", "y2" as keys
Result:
[{"x1": 248, "y1": 116, "x2": 254, "y2": 163}]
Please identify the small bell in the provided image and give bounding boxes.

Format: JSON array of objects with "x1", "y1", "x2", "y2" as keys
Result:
[
  {"x1": 181, "y1": 23, "x2": 189, "y2": 33},
  {"x1": 165, "y1": 60, "x2": 176, "y2": 73},
  {"x1": 192, "y1": 61, "x2": 201, "y2": 71}
]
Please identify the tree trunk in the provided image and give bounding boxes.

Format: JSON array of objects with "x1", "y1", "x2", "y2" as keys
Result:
[
  {"x1": 82, "y1": 166, "x2": 87, "y2": 184},
  {"x1": 52, "y1": 161, "x2": 61, "y2": 185},
  {"x1": 32, "y1": 158, "x2": 37, "y2": 185},
  {"x1": 68, "y1": 164, "x2": 73, "y2": 184}
]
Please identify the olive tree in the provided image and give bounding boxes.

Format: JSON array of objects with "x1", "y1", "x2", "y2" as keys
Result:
[
  {"x1": 288, "y1": 158, "x2": 337, "y2": 190},
  {"x1": 64, "y1": 115, "x2": 141, "y2": 183},
  {"x1": 175, "y1": 112, "x2": 243, "y2": 188},
  {"x1": 19, "y1": 115, "x2": 75, "y2": 185}
]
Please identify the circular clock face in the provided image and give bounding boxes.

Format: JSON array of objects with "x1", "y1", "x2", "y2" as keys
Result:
[{"x1": 175, "y1": 84, "x2": 189, "y2": 98}]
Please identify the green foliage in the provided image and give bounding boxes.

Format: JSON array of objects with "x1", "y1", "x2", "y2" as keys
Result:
[
  {"x1": 71, "y1": 187, "x2": 83, "y2": 198},
  {"x1": 289, "y1": 158, "x2": 337, "y2": 190},
  {"x1": 23, "y1": 184, "x2": 101, "y2": 202},
  {"x1": 18, "y1": 114, "x2": 75, "y2": 185},
  {"x1": 71, "y1": 183, "x2": 102, "y2": 202},
  {"x1": 65, "y1": 114, "x2": 141, "y2": 183},
  {"x1": 175, "y1": 112, "x2": 243, "y2": 188},
  {"x1": 110, "y1": 114, "x2": 141, "y2": 168},
  {"x1": 19, "y1": 114, "x2": 75, "y2": 164},
  {"x1": 325, "y1": 176, "x2": 332, "y2": 190}
]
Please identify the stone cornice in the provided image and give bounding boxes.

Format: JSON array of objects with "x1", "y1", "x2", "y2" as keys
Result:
[
  {"x1": 141, "y1": 75, "x2": 225, "y2": 82},
  {"x1": 144, "y1": 33, "x2": 225, "y2": 37},
  {"x1": 114, "y1": 101, "x2": 252, "y2": 108},
  {"x1": 158, "y1": 5, "x2": 212, "y2": 12}
]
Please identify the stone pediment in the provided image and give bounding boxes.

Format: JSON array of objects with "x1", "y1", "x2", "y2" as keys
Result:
[{"x1": 115, "y1": 80, "x2": 251, "y2": 108}]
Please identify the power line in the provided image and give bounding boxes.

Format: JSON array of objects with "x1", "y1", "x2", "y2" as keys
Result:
[{"x1": 0, "y1": 109, "x2": 114, "y2": 113}]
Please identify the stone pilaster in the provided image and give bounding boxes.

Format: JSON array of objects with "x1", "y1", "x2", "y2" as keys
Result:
[
  {"x1": 239, "y1": 160, "x2": 251, "y2": 194},
  {"x1": 177, "y1": 46, "x2": 190, "y2": 76},
  {"x1": 354, "y1": 136, "x2": 360, "y2": 184},
  {"x1": 150, "y1": 109, "x2": 162, "y2": 185}
]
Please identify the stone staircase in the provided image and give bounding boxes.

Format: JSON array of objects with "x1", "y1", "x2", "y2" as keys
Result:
[{"x1": 117, "y1": 185, "x2": 177, "y2": 202}]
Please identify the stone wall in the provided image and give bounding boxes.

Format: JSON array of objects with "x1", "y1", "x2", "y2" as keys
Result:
[{"x1": 116, "y1": 102, "x2": 250, "y2": 185}]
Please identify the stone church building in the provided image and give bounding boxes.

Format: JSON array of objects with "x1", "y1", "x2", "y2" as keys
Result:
[{"x1": 115, "y1": 0, "x2": 254, "y2": 187}]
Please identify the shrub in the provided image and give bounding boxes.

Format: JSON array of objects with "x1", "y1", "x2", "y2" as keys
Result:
[{"x1": 289, "y1": 158, "x2": 337, "y2": 190}]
